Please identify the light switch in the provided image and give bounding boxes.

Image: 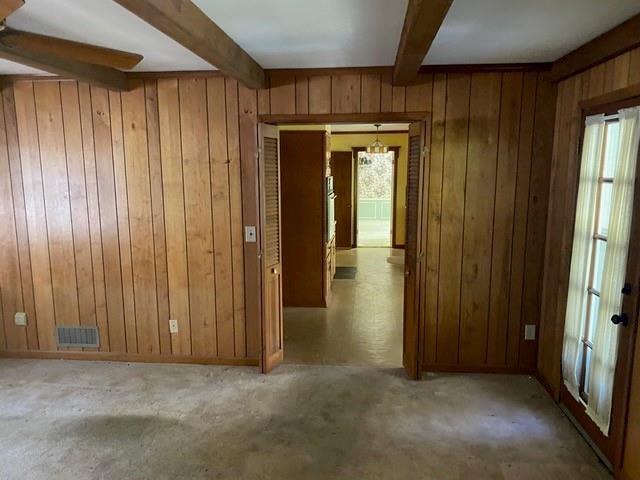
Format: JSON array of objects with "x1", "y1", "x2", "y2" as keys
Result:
[
  {"x1": 244, "y1": 226, "x2": 257, "y2": 243},
  {"x1": 524, "y1": 324, "x2": 536, "y2": 341},
  {"x1": 14, "y1": 312, "x2": 27, "y2": 326},
  {"x1": 169, "y1": 319, "x2": 179, "y2": 334}
]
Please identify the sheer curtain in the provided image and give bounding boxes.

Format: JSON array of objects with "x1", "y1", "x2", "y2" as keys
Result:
[
  {"x1": 587, "y1": 106, "x2": 640, "y2": 434},
  {"x1": 562, "y1": 114, "x2": 605, "y2": 400}
]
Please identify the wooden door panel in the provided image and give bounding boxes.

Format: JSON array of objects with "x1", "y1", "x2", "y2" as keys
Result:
[
  {"x1": 332, "y1": 151, "x2": 354, "y2": 248},
  {"x1": 259, "y1": 123, "x2": 284, "y2": 373},
  {"x1": 403, "y1": 120, "x2": 427, "y2": 380}
]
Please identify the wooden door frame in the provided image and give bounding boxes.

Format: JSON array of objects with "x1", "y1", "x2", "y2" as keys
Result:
[
  {"x1": 253, "y1": 112, "x2": 430, "y2": 376},
  {"x1": 352, "y1": 145, "x2": 402, "y2": 248},
  {"x1": 557, "y1": 88, "x2": 640, "y2": 474}
]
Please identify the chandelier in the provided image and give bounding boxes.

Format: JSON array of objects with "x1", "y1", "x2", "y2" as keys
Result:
[{"x1": 366, "y1": 124, "x2": 388, "y2": 154}]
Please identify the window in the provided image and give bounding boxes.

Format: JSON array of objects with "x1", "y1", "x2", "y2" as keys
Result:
[{"x1": 579, "y1": 118, "x2": 620, "y2": 402}]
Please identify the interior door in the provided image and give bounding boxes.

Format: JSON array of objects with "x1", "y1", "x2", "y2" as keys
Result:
[
  {"x1": 259, "y1": 123, "x2": 284, "y2": 373},
  {"x1": 403, "y1": 120, "x2": 428, "y2": 380},
  {"x1": 332, "y1": 151, "x2": 354, "y2": 248}
]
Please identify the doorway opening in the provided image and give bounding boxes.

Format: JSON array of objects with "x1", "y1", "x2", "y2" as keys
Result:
[
  {"x1": 354, "y1": 148, "x2": 396, "y2": 247},
  {"x1": 272, "y1": 122, "x2": 411, "y2": 369}
]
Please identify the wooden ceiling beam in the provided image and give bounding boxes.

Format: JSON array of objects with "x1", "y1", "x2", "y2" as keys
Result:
[
  {"x1": 393, "y1": 0, "x2": 452, "y2": 86},
  {"x1": 112, "y1": 0, "x2": 266, "y2": 89},
  {"x1": 0, "y1": 42, "x2": 130, "y2": 91},
  {"x1": 0, "y1": 27, "x2": 143, "y2": 70},
  {"x1": 0, "y1": 0, "x2": 23, "y2": 21},
  {"x1": 550, "y1": 14, "x2": 640, "y2": 83}
]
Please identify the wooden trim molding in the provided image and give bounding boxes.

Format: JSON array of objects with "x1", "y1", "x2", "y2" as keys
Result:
[
  {"x1": 580, "y1": 83, "x2": 640, "y2": 116},
  {"x1": 0, "y1": 350, "x2": 259, "y2": 366},
  {"x1": 418, "y1": 63, "x2": 552, "y2": 74},
  {"x1": 259, "y1": 112, "x2": 430, "y2": 125},
  {"x1": 550, "y1": 14, "x2": 640, "y2": 82},
  {"x1": 423, "y1": 363, "x2": 535, "y2": 375}
]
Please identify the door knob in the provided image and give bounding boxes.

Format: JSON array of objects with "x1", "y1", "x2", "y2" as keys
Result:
[
  {"x1": 611, "y1": 313, "x2": 629, "y2": 327},
  {"x1": 622, "y1": 283, "x2": 632, "y2": 295},
  {"x1": 405, "y1": 270, "x2": 411, "y2": 277}
]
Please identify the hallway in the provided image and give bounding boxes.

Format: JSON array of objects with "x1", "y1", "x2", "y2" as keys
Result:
[{"x1": 283, "y1": 248, "x2": 404, "y2": 366}]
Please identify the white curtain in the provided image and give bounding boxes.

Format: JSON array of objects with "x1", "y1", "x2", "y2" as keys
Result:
[
  {"x1": 587, "y1": 106, "x2": 640, "y2": 434},
  {"x1": 562, "y1": 114, "x2": 605, "y2": 400}
]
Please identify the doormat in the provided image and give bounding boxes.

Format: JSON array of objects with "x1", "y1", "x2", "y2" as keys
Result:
[{"x1": 334, "y1": 266, "x2": 357, "y2": 279}]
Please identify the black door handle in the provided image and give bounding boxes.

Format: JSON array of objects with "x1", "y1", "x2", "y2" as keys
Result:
[
  {"x1": 611, "y1": 313, "x2": 629, "y2": 327},
  {"x1": 622, "y1": 283, "x2": 632, "y2": 295}
]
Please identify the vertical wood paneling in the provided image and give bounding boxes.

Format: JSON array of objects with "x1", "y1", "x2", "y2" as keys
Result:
[
  {"x1": 424, "y1": 73, "x2": 445, "y2": 365},
  {"x1": 360, "y1": 74, "x2": 381, "y2": 113},
  {"x1": 158, "y1": 78, "x2": 191, "y2": 356},
  {"x1": 179, "y1": 77, "x2": 217, "y2": 357},
  {"x1": 77, "y1": 83, "x2": 109, "y2": 351},
  {"x1": 308, "y1": 75, "x2": 331, "y2": 114},
  {"x1": 34, "y1": 82, "x2": 81, "y2": 333},
  {"x1": 108, "y1": 89, "x2": 137, "y2": 353},
  {"x1": 121, "y1": 82, "x2": 160, "y2": 354},
  {"x1": 295, "y1": 76, "x2": 309, "y2": 115},
  {"x1": 14, "y1": 82, "x2": 56, "y2": 351},
  {"x1": 269, "y1": 73, "x2": 296, "y2": 115},
  {"x1": 392, "y1": 86, "x2": 406, "y2": 112},
  {"x1": 228, "y1": 80, "x2": 248, "y2": 358},
  {"x1": 238, "y1": 84, "x2": 259, "y2": 358},
  {"x1": 0, "y1": 69, "x2": 552, "y2": 369},
  {"x1": 144, "y1": 80, "x2": 172, "y2": 356},
  {"x1": 60, "y1": 82, "x2": 96, "y2": 331},
  {"x1": 487, "y1": 72, "x2": 523, "y2": 366},
  {"x1": 207, "y1": 77, "x2": 235, "y2": 358},
  {"x1": 505, "y1": 73, "x2": 536, "y2": 367},
  {"x1": 437, "y1": 73, "x2": 470, "y2": 364},
  {"x1": 459, "y1": 73, "x2": 501, "y2": 365},
  {"x1": 331, "y1": 74, "x2": 360, "y2": 114},
  {"x1": 0, "y1": 93, "x2": 26, "y2": 351},
  {"x1": 2, "y1": 86, "x2": 37, "y2": 350}
]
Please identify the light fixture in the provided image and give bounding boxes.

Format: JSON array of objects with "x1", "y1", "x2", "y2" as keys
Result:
[{"x1": 366, "y1": 124, "x2": 388, "y2": 154}]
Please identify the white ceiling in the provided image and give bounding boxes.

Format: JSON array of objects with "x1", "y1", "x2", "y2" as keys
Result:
[{"x1": 1, "y1": 0, "x2": 640, "y2": 75}]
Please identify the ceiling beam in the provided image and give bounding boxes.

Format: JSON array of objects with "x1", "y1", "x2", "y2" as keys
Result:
[
  {"x1": 393, "y1": 0, "x2": 452, "y2": 86},
  {"x1": 550, "y1": 13, "x2": 640, "y2": 83},
  {"x1": 112, "y1": 0, "x2": 266, "y2": 89},
  {"x1": 0, "y1": 0, "x2": 23, "y2": 21},
  {"x1": 0, "y1": 42, "x2": 130, "y2": 91},
  {"x1": 0, "y1": 27, "x2": 143, "y2": 70}
]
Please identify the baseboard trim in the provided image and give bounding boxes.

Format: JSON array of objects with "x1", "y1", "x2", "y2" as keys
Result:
[
  {"x1": 422, "y1": 363, "x2": 534, "y2": 374},
  {"x1": 0, "y1": 350, "x2": 259, "y2": 367}
]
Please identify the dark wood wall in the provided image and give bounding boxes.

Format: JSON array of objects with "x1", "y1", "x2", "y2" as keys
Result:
[
  {"x1": 535, "y1": 47, "x2": 640, "y2": 480},
  {"x1": 0, "y1": 68, "x2": 554, "y2": 371}
]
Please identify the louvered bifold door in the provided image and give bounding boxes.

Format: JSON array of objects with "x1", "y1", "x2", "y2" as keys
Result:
[
  {"x1": 259, "y1": 124, "x2": 284, "y2": 373},
  {"x1": 403, "y1": 121, "x2": 427, "y2": 380}
]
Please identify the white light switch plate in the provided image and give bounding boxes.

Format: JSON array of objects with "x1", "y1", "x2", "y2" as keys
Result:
[
  {"x1": 244, "y1": 226, "x2": 256, "y2": 243},
  {"x1": 14, "y1": 312, "x2": 27, "y2": 326},
  {"x1": 169, "y1": 319, "x2": 179, "y2": 334},
  {"x1": 524, "y1": 324, "x2": 536, "y2": 341}
]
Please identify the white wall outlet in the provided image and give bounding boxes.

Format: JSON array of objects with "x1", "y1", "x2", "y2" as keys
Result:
[
  {"x1": 244, "y1": 226, "x2": 256, "y2": 243},
  {"x1": 14, "y1": 312, "x2": 27, "y2": 326},
  {"x1": 169, "y1": 319, "x2": 179, "y2": 334},
  {"x1": 524, "y1": 324, "x2": 536, "y2": 341}
]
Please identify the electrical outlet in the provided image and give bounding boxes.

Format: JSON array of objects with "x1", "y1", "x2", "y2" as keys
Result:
[
  {"x1": 524, "y1": 324, "x2": 536, "y2": 341},
  {"x1": 14, "y1": 312, "x2": 27, "y2": 326},
  {"x1": 169, "y1": 319, "x2": 179, "y2": 334}
]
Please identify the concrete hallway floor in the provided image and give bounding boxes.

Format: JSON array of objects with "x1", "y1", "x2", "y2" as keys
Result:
[{"x1": 0, "y1": 359, "x2": 611, "y2": 480}]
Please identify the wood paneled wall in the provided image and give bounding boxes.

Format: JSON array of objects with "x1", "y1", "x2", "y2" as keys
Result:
[
  {"x1": 535, "y1": 48, "x2": 640, "y2": 480},
  {"x1": 0, "y1": 77, "x2": 254, "y2": 363},
  {"x1": 538, "y1": 47, "x2": 640, "y2": 394},
  {"x1": 419, "y1": 72, "x2": 555, "y2": 372},
  {"x1": 0, "y1": 68, "x2": 554, "y2": 370}
]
